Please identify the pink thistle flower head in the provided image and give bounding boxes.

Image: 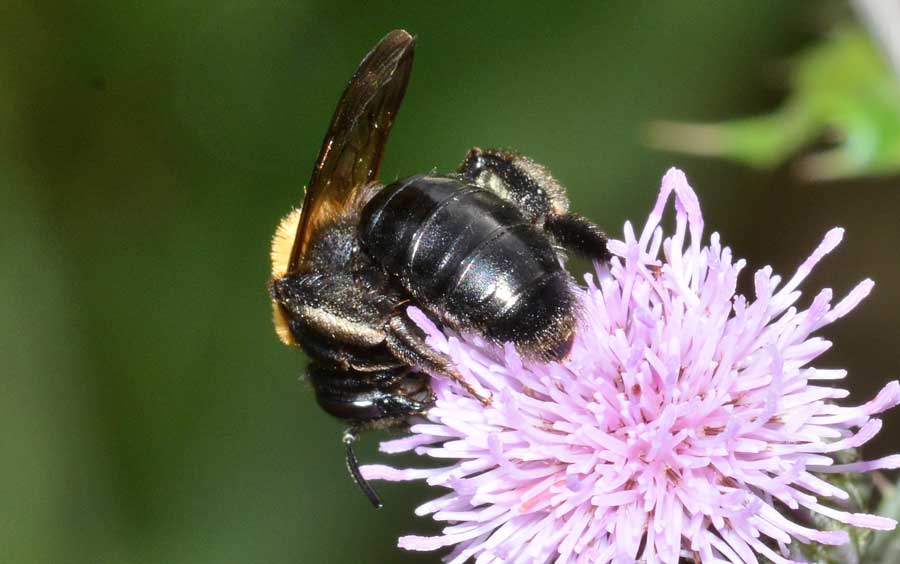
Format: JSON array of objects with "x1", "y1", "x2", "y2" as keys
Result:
[{"x1": 361, "y1": 168, "x2": 900, "y2": 563}]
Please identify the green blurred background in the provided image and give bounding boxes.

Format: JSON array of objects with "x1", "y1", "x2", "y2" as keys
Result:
[{"x1": 3, "y1": 1, "x2": 899, "y2": 562}]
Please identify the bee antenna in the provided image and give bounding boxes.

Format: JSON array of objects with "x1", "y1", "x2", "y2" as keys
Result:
[{"x1": 342, "y1": 427, "x2": 384, "y2": 509}]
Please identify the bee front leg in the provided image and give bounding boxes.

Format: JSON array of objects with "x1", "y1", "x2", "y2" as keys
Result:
[
  {"x1": 458, "y1": 147, "x2": 562, "y2": 222},
  {"x1": 384, "y1": 313, "x2": 491, "y2": 405},
  {"x1": 458, "y1": 148, "x2": 611, "y2": 262}
]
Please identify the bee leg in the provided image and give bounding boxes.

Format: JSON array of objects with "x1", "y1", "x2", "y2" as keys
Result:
[
  {"x1": 458, "y1": 147, "x2": 566, "y2": 223},
  {"x1": 342, "y1": 426, "x2": 384, "y2": 509},
  {"x1": 385, "y1": 313, "x2": 491, "y2": 405},
  {"x1": 543, "y1": 212, "x2": 611, "y2": 262},
  {"x1": 458, "y1": 147, "x2": 610, "y2": 262}
]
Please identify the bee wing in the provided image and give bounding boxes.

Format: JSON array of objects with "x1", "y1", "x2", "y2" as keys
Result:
[{"x1": 287, "y1": 29, "x2": 415, "y2": 271}]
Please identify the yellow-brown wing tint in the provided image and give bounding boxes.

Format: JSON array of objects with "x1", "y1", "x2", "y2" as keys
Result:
[{"x1": 287, "y1": 29, "x2": 416, "y2": 271}]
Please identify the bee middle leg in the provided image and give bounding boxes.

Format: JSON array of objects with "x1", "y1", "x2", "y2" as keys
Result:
[
  {"x1": 384, "y1": 312, "x2": 491, "y2": 405},
  {"x1": 458, "y1": 147, "x2": 609, "y2": 261}
]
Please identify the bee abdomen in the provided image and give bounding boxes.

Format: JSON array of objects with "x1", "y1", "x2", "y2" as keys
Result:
[{"x1": 359, "y1": 175, "x2": 574, "y2": 355}]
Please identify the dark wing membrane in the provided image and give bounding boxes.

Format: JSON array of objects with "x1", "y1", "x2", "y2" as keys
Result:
[{"x1": 288, "y1": 29, "x2": 416, "y2": 271}]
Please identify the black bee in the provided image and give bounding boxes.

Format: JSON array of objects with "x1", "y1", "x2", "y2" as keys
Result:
[{"x1": 268, "y1": 30, "x2": 609, "y2": 507}]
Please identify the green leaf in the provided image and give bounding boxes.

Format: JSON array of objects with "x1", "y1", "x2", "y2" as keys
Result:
[
  {"x1": 861, "y1": 475, "x2": 900, "y2": 564},
  {"x1": 647, "y1": 27, "x2": 900, "y2": 181}
]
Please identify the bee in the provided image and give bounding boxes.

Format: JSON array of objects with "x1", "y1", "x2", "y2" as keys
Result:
[{"x1": 269, "y1": 30, "x2": 609, "y2": 507}]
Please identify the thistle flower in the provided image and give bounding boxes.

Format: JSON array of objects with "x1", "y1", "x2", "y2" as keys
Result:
[{"x1": 361, "y1": 168, "x2": 900, "y2": 563}]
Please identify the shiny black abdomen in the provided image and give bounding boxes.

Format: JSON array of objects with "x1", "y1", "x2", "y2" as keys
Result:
[{"x1": 358, "y1": 175, "x2": 574, "y2": 350}]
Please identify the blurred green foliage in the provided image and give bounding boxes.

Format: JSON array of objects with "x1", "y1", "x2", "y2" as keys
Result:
[
  {"x1": 3, "y1": 2, "x2": 900, "y2": 563},
  {"x1": 865, "y1": 476, "x2": 900, "y2": 563},
  {"x1": 649, "y1": 26, "x2": 900, "y2": 180}
]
